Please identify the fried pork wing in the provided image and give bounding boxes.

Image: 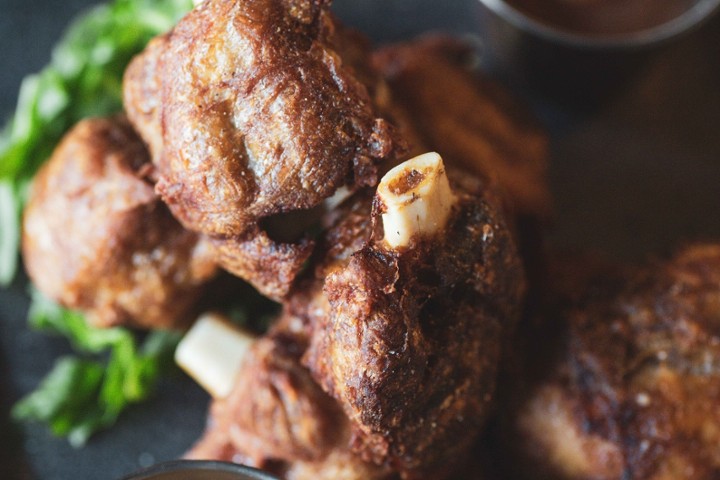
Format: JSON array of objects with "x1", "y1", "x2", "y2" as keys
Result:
[
  {"x1": 300, "y1": 156, "x2": 526, "y2": 478},
  {"x1": 187, "y1": 312, "x2": 393, "y2": 480},
  {"x1": 373, "y1": 37, "x2": 551, "y2": 219},
  {"x1": 22, "y1": 116, "x2": 217, "y2": 329},
  {"x1": 508, "y1": 244, "x2": 720, "y2": 480},
  {"x1": 123, "y1": 0, "x2": 404, "y2": 299},
  {"x1": 187, "y1": 154, "x2": 522, "y2": 479}
]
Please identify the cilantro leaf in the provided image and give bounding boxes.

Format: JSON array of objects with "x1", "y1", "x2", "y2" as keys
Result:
[
  {"x1": 13, "y1": 291, "x2": 181, "y2": 447},
  {"x1": 5, "y1": 0, "x2": 194, "y2": 445}
]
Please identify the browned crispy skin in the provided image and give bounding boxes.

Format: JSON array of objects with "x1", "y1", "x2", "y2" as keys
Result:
[
  {"x1": 159, "y1": 0, "x2": 401, "y2": 231},
  {"x1": 189, "y1": 169, "x2": 522, "y2": 479},
  {"x1": 373, "y1": 37, "x2": 551, "y2": 219},
  {"x1": 188, "y1": 316, "x2": 342, "y2": 465},
  {"x1": 206, "y1": 228, "x2": 315, "y2": 301},
  {"x1": 301, "y1": 171, "x2": 526, "y2": 478},
  {"x1": 22, "y1": 117, "x2": 217, "y2": 329},
  {"x1": 124, "y1": 0, "x2": 404, "y2": 299},
  {"x1": 123, "y1": 33, "x2": 167, "y2": 162},
  {"x1": 188, "y1": 312, "x2": 393, "y2": 480},
  {"x1": 507, "y1": 244, "x2": 720, "y2": 480}
]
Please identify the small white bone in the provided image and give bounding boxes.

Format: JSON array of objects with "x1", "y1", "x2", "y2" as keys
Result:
[
  {"x1": 377, "y1": 152, "x2": 456, "y2": 249},
  {"x1": 174, "y1": 313, "x2": 255, "y2": 399},
  {"x1": 324, "y1": 185, "x2": 353, "y2": 211}
]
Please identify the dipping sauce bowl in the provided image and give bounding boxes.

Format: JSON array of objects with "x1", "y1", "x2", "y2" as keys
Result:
[{"x1": 475, "y1": 0, "x2": 720, "y2": 106}]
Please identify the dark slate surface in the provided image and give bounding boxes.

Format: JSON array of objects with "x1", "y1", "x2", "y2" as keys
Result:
[{"x1": 1, "y1": 1, "x2": 719, "y2": 479}]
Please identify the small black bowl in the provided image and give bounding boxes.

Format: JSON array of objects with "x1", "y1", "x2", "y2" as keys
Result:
[{"x1": 120, "y1": 460, "x2": 279, "y2": 480}]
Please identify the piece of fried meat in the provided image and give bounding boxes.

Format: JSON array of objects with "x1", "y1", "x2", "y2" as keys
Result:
[
  {"x1": 297, "y1": 155, "x2": 526, "y2": 478},
  {"x1": 22, "y1": 116, "x2": 217, "y2": 329},
  {"x1": 123, "y1": 0, "x2": 404, "y2": 299},
  {"x1": 506, "y1": 244, "x2": 720, "y2": 480}
]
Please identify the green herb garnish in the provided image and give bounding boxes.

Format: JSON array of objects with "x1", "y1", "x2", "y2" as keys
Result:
[
  {"x1": 13, "y1": 291, "x2": 182, "y2": 447},
  {"x1": 2, "y1": 0, "x2": 194, "y2": 445}
]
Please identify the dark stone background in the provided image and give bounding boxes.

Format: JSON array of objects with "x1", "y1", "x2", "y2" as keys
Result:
[{"x1": 1, "y1": 1, "x2": 719, "y2": 478}]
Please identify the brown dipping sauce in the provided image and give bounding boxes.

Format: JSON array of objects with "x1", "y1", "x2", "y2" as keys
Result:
[{"x1": 507, "y1": 0, "x2": 698, "y2": 35}]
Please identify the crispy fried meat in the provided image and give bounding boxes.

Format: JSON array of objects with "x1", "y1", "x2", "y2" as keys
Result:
[
  {"x1": 187, "y1": 311, "x2": 393, "y2": 480},
  {"x1": 299, "y1": 169, "x2": 525, "y2": 478},
  {"x1": 123, "y1": 33, "x2": 167, "y2": 162},
  {"x1": 506, "y1": 244, "x2": 720, "y2": 480},
  {"x1": 22, "y1": 116, "x2": 217, "y2": 329},
  {"x1": 123, "y1": 0, "x2": 404, "y2": 299}
]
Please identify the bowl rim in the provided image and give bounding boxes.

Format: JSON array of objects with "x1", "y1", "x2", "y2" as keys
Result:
[
  {"x1": 120, "y1": 460, "x2": 279, "y2": 480},
  {"x1": 477, "y1": 0, "x2": 720, "y2": 49}
]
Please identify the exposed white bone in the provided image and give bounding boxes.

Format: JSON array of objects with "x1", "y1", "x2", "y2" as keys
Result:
[
  {"x1": 174, "y1": 312, "x2": 255, "y2": 399},
  {"x1": 377, "y1": 152, "x2": 456, "y2": 249},
  {"x1": 324, "y1": 185, "x2": 354, "y2": 211}
]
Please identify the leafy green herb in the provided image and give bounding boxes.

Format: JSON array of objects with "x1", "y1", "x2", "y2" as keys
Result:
[
  {"x1": 4, "y1": 0, "x2": 194, "y2": 445},
  {"x1": 13, "y1": 291, "x2": 181, "y2": 447},
  {"x1": 0, "y1": 0, "x2": 193, "y2": 285},
  {"x1": 0, "y1": 180, "x2": 23, "y2": 283}
]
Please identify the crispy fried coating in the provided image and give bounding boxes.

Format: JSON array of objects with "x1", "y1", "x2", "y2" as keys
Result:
[
  {"x1": 189, "y1": 166, "x2": 523, "y2": 479},
  {"x1": 188, "y1": 312, "x2": 393, "y2": 480},
  {"x1": 188, "y1": 316, "x2": 342, "y2": 465},
  {"x1": 301, "y1": 170, "x2": 525, "y2": 478},
  {"x1": 22, "y1": 116, "x2": 217, "y2": 329},
  {"x1": 508, "y1": 244, "x2": 720, "y2": 479},
  {"x1": 123, "y1": 33, "x2": 167, "y2": 162},
  {"x1": 373, "y1": 37, "x2": 551, "y2": 219},
  {"x1": 205, "y1": 228, "x2": 315, "y2": 302},
  {"x1": 123, "y1": 0, "x2": 404, "y2": 299}
]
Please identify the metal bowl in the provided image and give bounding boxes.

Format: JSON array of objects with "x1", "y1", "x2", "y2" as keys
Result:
[
  {"x1": 478, "y1": 0, "x2": 720, "y2": 49},
  {"x1": 120, "y1": 460, "x2": 279, "y2": 480},
  {"x1": 475, "y1": 0, "x2": 720, "y2": 106}
]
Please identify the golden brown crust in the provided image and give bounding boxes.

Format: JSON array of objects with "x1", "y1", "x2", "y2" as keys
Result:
[
  {"x1": 196, "y1": 324, "x2": 344, "y2": 464},
  {"x1": 509, "y1": 244, "x2": 720, "y2": 479},
  {"x1": 157, "y1": 0, "x2": 401, "y2": 230},
  {"x1": 303, "y1": 173, "x2": 526, "y2": 478},
  {"x1": 123, "y1": 33, "x2": 168, "y2": 163},
  {"x1": 190, "y1": 169, "x2": 524, "y2": 479},
  {"x1": 187, "y1": 312, "x2": 394, "y2": 479},
  {"x1": 22, "y1": 116, "x2": 217, "y2": 329},
  {"x1": 207, "y1": 228, "x2": 315, "y2": 300},
  {"x1": 122, "y1": 0, "x2": 405, "y2": 298}
]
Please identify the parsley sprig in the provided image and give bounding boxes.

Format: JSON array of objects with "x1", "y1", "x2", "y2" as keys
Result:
[{"x1": 2, "y1": 0, "x2": 194, "y2": 445}]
